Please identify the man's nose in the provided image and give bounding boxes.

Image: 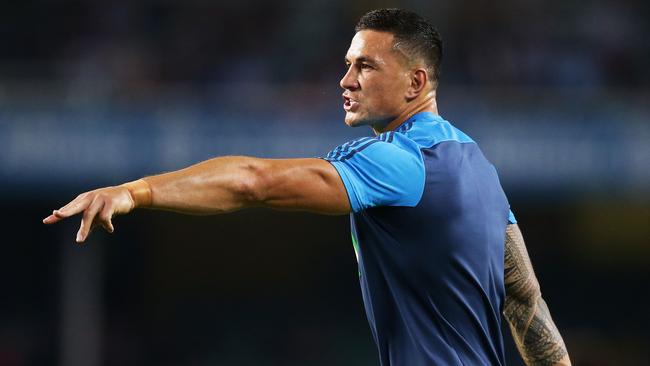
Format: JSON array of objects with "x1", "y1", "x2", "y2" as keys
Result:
[{"x1": 340, "y1": 67, "x2": 359, "y2": 90}]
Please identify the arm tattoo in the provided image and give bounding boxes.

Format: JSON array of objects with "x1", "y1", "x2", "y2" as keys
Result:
[{"x1": 503, "y1": 224, "x2": 570, "y2": 366}]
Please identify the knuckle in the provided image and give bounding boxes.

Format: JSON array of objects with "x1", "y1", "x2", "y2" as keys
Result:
[
  {"x1": 89, "y1": 195, "x2": 102, "y2": 207},
  {"x1": 103, "y1": 200, "x2": 114, "y2": 212}
]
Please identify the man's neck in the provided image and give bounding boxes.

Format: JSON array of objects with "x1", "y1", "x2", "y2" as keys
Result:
[{"x1": 372, "y1": 93, "x2": 438, "y2": 135}]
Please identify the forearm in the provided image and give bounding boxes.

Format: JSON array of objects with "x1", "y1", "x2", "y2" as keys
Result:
[
  {"x1": 503, "y1": 224, "x2": 571, "y2": 366},
  {"x1": 136, "y1": 156, "x2": 263, "y2": 215}
]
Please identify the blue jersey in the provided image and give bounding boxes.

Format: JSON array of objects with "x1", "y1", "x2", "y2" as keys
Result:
[{"x1": 323, "y1": 112, "x2": 516, "y2": 366}]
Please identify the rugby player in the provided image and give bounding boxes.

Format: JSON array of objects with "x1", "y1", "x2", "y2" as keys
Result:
[{"x1": 44, "y1": 8, "x2": 571, "y2": 366}]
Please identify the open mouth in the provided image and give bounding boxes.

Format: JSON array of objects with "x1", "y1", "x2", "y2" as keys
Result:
[{"x1": 342, "y1": 94, "x2": 359, "y2": 112}]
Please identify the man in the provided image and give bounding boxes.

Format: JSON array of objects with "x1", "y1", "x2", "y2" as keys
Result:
[{"x1": 44, "y1": 8, "x2": 570, "y2": 366}]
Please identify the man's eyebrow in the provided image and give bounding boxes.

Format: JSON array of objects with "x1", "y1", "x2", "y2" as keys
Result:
[{"x1": 344, "y1": 55, "x2": 376, "y2": 64}]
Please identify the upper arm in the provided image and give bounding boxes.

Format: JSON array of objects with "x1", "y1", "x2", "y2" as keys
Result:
[
  {"x1": 504, "y1": 223, "x2": 541, "y2": 304},
  {"x1": 252, "y1": 137, "x2": 425, "y2": 215},
  {"x1": 503, "y1": 223, "x2": 571, "y2": 365},
  {"x1": 253, "y1": 158, "x2": 352, "y2": 215}
]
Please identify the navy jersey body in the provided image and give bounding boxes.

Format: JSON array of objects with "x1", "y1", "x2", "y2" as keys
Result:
[{"x1": 323, "y1": 112, "x2": 517, "y2": 366}]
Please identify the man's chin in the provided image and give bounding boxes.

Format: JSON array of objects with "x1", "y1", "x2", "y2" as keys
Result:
[{"x1": 344, "y1": 113, "x2": 368, "y2": 128}]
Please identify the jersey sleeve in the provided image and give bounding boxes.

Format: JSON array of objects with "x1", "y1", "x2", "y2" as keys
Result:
[
  {"x1": 508, "y1": 209, "x2": 517, "y2": 224},
  {"x1": 322, "y1": 137, "x2": 425, "y2": 212}
]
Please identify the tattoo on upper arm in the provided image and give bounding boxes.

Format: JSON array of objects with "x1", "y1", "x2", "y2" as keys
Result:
[{"x1": 503, "y1": 224, "x2": 569, "y2": 366}]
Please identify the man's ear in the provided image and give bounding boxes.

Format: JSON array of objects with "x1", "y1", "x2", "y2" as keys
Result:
[{"x1": 405, "y1": 68, "x2": 428, "y2": 100}]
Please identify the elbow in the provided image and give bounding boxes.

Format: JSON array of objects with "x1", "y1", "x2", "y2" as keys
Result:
[{"x1": 234, "y1": 160, "x2": 270, "y2": 206}]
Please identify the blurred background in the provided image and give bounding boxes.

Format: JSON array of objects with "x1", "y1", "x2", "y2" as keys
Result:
[{"x1": 1, "y1": 0, "x2": 649, "y2": 365}]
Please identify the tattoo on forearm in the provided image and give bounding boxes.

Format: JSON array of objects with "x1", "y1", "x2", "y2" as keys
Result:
[{"x1": 503, "y1": 224, "x2": 569, "y2": 366}]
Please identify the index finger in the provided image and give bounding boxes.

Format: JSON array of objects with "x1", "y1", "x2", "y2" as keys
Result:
[
  {"x1": 43, "y1": 211, "x2": 64, "y2": 224},
  {"x1": 57, "y1": 194, "x2": 92, "y2": 217},
  {"x1": 42, "y1": 195, "x2": 92, "y2": 224}
]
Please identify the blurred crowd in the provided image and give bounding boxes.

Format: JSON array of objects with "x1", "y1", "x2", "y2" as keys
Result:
[{"x1": 1, "y1": 0, "x2": 648, "y2": 100}]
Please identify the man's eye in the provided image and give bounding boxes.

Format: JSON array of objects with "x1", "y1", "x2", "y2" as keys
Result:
[{"x1": 360, "y1": 63, "x2": 372, "y2": 69}]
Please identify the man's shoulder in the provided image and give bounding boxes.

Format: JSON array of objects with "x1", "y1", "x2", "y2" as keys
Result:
[
  {"x1": 323, "y1": 113, "x2": 477, "y2": 163},
  {"x1": 320, "y1": 130, "x2": 427, "y2": 212},
  {"x1": 323, "y1": 132, "x2": 417, "y2": 163},
  {"x1": 396, "y1": 114, "x2": 475, "y2": 150}
]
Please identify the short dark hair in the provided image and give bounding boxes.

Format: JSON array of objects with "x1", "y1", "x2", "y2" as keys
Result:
[{"x1": 355, "y1": 8, "x2": 443, "y2": 85}]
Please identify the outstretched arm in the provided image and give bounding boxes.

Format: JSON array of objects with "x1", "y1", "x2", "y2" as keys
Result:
[
  {"x1": 43, "y1": 156, "x2": 350, "y2": 242},
  {"x1": 503, "y1": 223, "x2": 571, "y2": 366}
]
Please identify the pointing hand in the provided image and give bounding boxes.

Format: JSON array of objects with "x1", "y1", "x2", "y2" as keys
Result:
[{"x1": 42, "y1": 185, "x2": 137, "y2": 243}]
